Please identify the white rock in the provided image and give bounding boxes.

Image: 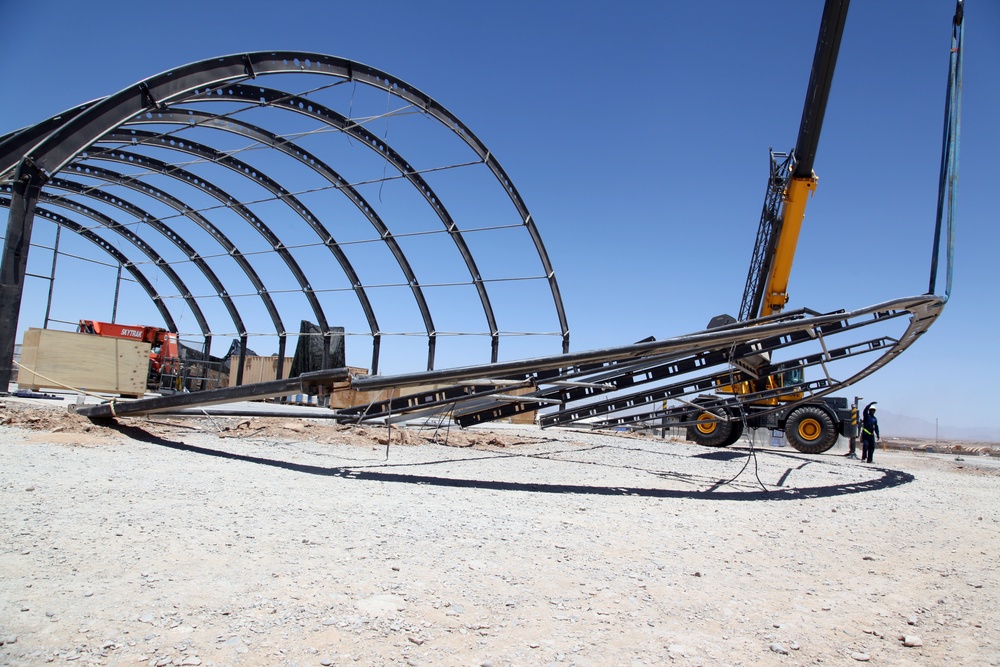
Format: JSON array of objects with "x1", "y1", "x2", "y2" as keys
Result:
[{"x1": 356, "y1": 595, "x2": 405, "y2": 616}]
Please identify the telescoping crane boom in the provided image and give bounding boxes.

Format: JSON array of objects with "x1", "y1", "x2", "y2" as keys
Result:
[
  {"x1": 739, "y1": 0, "x2": 849, "y2": 322},
  {"x1": 685, "y1": 0, "x2": 857, "y2": 452}
]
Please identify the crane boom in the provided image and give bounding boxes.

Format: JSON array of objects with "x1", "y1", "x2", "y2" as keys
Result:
[{"x1": 739, "y1": 0, "x2": 850, "y2": 321}]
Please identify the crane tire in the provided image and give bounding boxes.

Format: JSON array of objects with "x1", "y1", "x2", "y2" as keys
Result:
[
  {"x1": 686, "y1": 406, "x2": 738, "y2": 448},
  {"x1": 719, "y1": 419, "x2": 745, "y2": 447},
  {"x1": 785, "y1": 405, "x2": 838, "y2": 454}
]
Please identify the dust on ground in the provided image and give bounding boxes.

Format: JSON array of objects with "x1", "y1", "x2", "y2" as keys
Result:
[{"x1": 2, "y1": 396, "x2": 999, "y2": 667}]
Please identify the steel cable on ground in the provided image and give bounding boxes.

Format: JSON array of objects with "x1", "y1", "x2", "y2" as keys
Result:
[{"x1": 721, "y1": 340, "x2": 768, "y2": 492}]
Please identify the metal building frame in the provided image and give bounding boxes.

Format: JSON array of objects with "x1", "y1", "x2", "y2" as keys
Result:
[{"x1": 0, "y1": 52, "x2": 571, "y2": 390}]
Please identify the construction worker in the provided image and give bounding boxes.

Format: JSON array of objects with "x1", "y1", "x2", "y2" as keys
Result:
[{"x1": 861, "y1": 402, "x2": 880, "y2": 463}]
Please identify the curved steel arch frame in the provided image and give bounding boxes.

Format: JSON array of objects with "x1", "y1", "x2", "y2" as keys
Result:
[
  {"x1": 0, "y1": 51, "x2": 570, "y2": 388},
  {"x1": 28, "y1": 189, "x2": 212, "y2": 338},
  {"x1": 45, "y1": 176, "x2": 246, "y2": 340}
]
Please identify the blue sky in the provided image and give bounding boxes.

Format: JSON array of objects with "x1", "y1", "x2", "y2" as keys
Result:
[{"x1": 1, "y1": 0, "x2": 997, "y2": 430}]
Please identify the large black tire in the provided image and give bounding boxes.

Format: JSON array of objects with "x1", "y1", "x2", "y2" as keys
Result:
[
  {"x1": 686, "y1": 406, "x2": 739, "y2": 448},
  {"x1": 785, "y1": 405, "x2": 838, "y2": 454},
  {"x1": 719, "y1": 420, "x2": 745, "y2": 447}
]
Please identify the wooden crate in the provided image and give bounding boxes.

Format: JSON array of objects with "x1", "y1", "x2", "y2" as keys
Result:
[
  {"x1": 228, "y1": 356, "x2": 294, "y2": 386},
  {"x1": 18, "y1": 328, "x2": 149, "y2": 397}
]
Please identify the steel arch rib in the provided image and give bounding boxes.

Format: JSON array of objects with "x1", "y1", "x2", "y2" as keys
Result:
[
  {"x1": 195, "y1": 85, "x2": 500, "y2": 362},
  {"x1": 83, "y1": 143, "x2": 331, "y2": 343},
  {"x1": 59, "y1": 162, "x2": 286, "y2": 339},
  {"x1": 96, "y1": 129, "x2": 377, "y2": 353},
  {"x1": 324, "y1": 55, "x2": 571, "y2": 353},
  {"x1": 0, "y1": 198, "x2": 179, "y2": 332},
  {"x1": 122, "y1": 109, "x2": 439, "y2": 369},
  {"x1": 45, "y1": 176, "x2": 248, "y2": 340},
  {"x1": 0, "y1": 101, "x2": 97, "y2": 180},
  {"x1": 28, "y1": 191, "x2": 211, "y2": 337}
]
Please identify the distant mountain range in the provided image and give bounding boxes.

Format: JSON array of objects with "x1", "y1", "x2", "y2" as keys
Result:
[{"x1": 876, "y1": 409, "x2": 1000, "y2": 443}]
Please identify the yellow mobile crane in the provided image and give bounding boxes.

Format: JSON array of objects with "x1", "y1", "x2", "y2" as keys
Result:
[{"x1": 685, "y1": 0, "x2": 854, "y2": 452}]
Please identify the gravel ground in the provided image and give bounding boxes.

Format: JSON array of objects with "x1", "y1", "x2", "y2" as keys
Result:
[{"x1": 1, "y1": 397, "x2": 998, "y2": 667}]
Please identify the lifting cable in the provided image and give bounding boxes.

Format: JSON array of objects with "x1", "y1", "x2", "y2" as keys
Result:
[{"x1": 928, "y1": 0, "x2": 963, "y2": 300}]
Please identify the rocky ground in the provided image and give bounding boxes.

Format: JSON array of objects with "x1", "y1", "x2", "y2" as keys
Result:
[{"x1": 1, "y1": 396, "x2": 998, "y2": 667}]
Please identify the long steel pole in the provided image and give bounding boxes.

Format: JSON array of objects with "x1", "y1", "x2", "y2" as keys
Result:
[{"x1": 43, "y1": 226, "x2": 61, "y2": 329}]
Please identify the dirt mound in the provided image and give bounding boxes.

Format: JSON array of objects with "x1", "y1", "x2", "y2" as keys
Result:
[
  {"x1": 0, "y1": 400, "x2": 98, "y2": 434},
  {"x1": 0, "y1": 398, "x2": 547, "y2": 451}
]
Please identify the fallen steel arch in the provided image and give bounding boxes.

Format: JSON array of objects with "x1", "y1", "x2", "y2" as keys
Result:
[{"x1": 0, "y1": 51, "x2": 571, "y2": 388}]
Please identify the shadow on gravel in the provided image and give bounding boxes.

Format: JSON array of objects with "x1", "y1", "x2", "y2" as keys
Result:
[
  {"x1": 692, "y1": 450, "x2": 749, "y2": 461},
  {"x1": 105, "y1": 422, "x2": 914, "y2": 502}
]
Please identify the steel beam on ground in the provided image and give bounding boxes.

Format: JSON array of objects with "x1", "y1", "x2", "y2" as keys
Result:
[{"x1": 70, "y1": 368, "x2": 350, "y2": 419}]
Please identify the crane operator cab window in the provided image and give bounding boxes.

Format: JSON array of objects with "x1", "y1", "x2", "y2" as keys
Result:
[{"x1": 781, "y1": 367, "x2": 804, "y2": 387}]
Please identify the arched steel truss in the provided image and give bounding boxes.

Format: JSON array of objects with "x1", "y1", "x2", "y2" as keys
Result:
[{"x1": 0, "y1": 52, "x2": 570, "y2": 385}]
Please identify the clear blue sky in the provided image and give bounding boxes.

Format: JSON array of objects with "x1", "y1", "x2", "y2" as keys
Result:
[{"x1": 1, "y1": 0, "x2": 997, "y2": 430}]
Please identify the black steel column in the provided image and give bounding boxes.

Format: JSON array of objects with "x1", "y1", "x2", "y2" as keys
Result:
[
  {"x1": 111, "y1": 263, "x2": 123, "y2": 323},
  {"x1": 236, "y1": 334, "x2": 248, "y2": 386},
  {"x1": 370, "y1": 334, "x2": 380, "y2": 375},
  {"x1": 275, "y1": 334, "x2": 287, "y2": 381},
  {"x1": 0, "y1": 159, "x2": 46, "y2": 393}
]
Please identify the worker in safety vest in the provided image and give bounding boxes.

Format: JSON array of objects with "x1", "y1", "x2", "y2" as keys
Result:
[{"x1": 861, "y1": 402, "x2": 880, "y2": 463}]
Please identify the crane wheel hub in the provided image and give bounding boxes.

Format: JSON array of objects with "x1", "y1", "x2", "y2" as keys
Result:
[
  {"x1": 797, "y1": 417, "x2": 822, "y2": 441},
  {"x1": 696, "y1": 413, "x2": 719, "y2": 435}
]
